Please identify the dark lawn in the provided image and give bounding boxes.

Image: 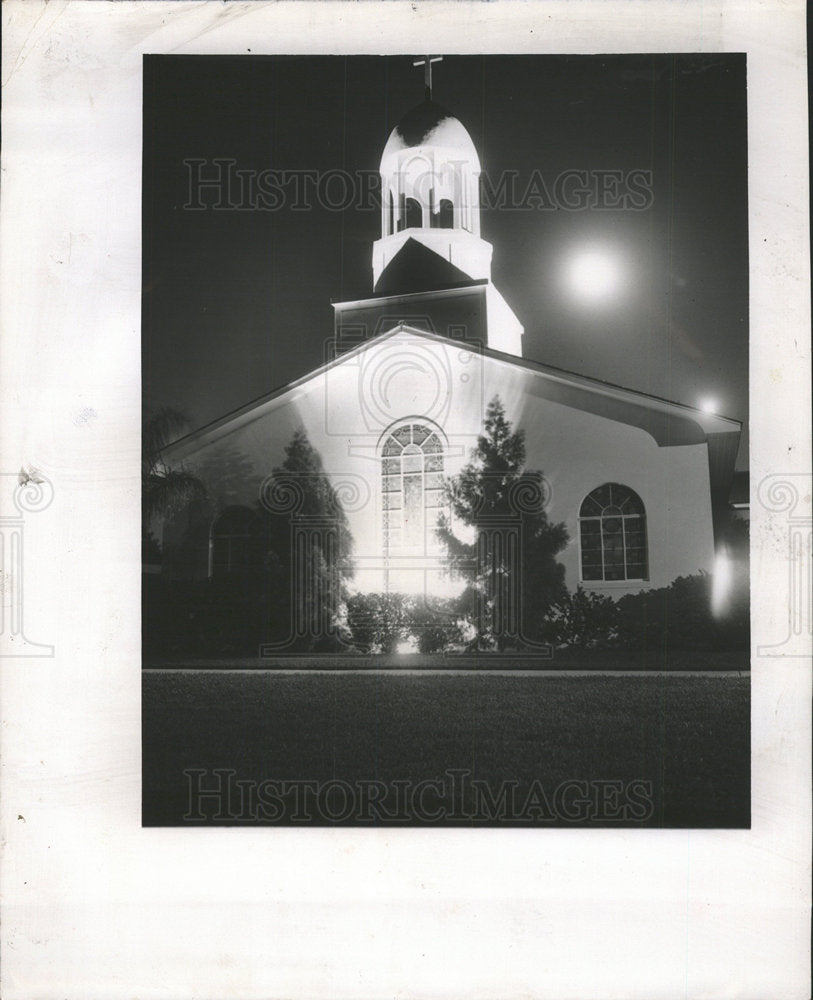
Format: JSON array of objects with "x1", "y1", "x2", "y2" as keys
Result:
[
  {"x1": 144, "y1": 648, "x2": 749, "y2": 671},
  {"x1": 142, "y1": 671, "x2": 750, "y2": 827}
]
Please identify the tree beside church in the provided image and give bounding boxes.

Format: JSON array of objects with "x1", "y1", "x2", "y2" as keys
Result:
[
  {"x1": 258, "y1": 429, "x2": 355, "y2": 651},
  {"x1": 142, "y1": 407, "x2": 207, "y2": 568},
  {"x1": 437, "y1": 396, "x2": 569, "y2": 649}
]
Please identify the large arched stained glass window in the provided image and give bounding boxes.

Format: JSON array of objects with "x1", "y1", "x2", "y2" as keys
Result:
[
  {"x1": 381, "y1": 423, "x2": 445, "y2": 555},
  {"x1": 579, "y1": 484, "x2": 648, "y2": 582}
]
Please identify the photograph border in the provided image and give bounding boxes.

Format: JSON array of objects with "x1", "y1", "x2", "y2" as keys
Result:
[{"x1": 1, "y1": 2, "x2": 810, "y2": 997}]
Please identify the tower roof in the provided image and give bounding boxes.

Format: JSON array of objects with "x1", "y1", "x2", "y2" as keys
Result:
[
  {"x1": 381, "y1": 99, "x2": 479, "y2": 164},
  {"x1": 373, "y1": 237, "x2": 481, "y2": 296}
]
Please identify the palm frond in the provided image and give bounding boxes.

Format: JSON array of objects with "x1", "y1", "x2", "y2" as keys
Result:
[
  {"x1": 145, "y1": 469, "x2": 208, "y2": 520},
  {"x1": 143, "y1": 407, "x2": 193, "y2": 473}
]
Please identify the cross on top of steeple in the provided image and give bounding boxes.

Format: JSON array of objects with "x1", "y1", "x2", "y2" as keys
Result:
[{"x1": 413, "y1": 55, "x2": 443, "y2": 100}]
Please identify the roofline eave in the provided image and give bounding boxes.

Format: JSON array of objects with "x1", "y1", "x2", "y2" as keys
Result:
[{"x1": 163, "y1": 322, "x2": 741, "y2": 460}]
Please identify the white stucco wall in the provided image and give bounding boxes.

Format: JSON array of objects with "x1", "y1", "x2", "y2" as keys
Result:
[{"x1": 165, "y1": 330, "x2": 715, "y2": 596}]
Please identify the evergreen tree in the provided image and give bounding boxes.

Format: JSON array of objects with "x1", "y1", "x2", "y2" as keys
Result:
[
  {"x1": 437, "y1": 396, "x2": 568, "y2": 649},
  {"x1": 260, "y1": 430, "x2": 354, "y2": 650}
]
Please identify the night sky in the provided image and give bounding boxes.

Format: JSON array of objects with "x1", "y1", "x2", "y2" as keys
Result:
[{"x1": 143, "y1": 54, "x2": 748, "y2": 466}]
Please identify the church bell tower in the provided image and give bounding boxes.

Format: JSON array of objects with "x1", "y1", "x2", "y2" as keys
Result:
[
  {"x1": 373, "y1": 56, "x2": 492, "y2": 288},
  {"x1": 334, "y1": 56, "x2": 524, "y2": 358}
]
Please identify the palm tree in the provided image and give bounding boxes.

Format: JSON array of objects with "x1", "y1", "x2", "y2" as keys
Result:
[{"x1": 143, "y1": 408, "x2": 206, "y2": 562}]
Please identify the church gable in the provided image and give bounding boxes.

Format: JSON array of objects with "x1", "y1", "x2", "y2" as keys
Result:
[
  {"x1": 333, "y1": 285, "x2": 488, "y2": 355},
  {"x1": 166, "y1": 324, "x2": 739, "y2": 478},
  {"x1": 160, "y1": 324, "x2": 734, "y2": 596}
]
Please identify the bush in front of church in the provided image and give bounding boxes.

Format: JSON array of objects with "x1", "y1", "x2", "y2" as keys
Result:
[
  {"x1": 614, "y1": 571, "x2": 749, "y2": 651},
  {"x1": 410, "y1": 597, "x2": 466, "y2": 653},
  {"x1": 540, "y1": 586, "x2": 619, "y2": 649},
  {"x1": 346, "y1": 592, "x2": 409, "y2": 653},
  {"x1": 346, "y1": 592, "x2": 465, "y2": 654},
  {"x1": 538, "y1": 556, "x2": 749, "y2": 653}
]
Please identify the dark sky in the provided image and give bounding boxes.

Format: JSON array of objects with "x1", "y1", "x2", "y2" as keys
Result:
[{"x1": 143, "y1": 54, "x2": 749, "y2": 466}]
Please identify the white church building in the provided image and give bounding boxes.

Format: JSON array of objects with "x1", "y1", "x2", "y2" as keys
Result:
[{"x1": 159, "y1": 74, "x2": 741, "y2": 606}]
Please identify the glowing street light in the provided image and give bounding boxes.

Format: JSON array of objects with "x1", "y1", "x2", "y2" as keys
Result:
[
  {"x1": 699, "y1": 397, "x2": 718, "y2": 414},
  {"x1": 566, "y1": 249, "x2": 624, "y2": 303}
]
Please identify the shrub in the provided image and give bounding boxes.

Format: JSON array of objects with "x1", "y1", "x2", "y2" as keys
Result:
[
  {"x1": 615, "y1": 571, "x2": 749, "y2": 651},
  {"x1": 346, "y1": 592, "x2": 466, "y2": 654},
  {"x1": 346, "y1": 592, "x2": 409, "y2": 653},
  {"x1": 541, "y1": 586, "x2": 618, "y2": 648},
  {"x1": 410, "y1": 597, "x2": 465, "y2": 653}
]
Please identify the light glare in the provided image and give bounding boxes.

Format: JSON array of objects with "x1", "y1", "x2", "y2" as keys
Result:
[
  {"x1": 711, "y1": 550, "x2": 732, "y2": 618},
  {"x1": 567, "y1": 251, "x2": 622, "y2": 302}
]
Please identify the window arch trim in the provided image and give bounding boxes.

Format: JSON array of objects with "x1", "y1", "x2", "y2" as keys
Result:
[
  {"x1": 578, "y1": 483, "x2": 648, "y2": 582},
  {"x1": 378, "y1": 419, "x2": 448, "y2": 556}
]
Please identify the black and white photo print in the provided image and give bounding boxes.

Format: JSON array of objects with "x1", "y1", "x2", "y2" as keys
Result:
[{"x1": 142, "y1": 54, "x2": 750, "y2": 828}]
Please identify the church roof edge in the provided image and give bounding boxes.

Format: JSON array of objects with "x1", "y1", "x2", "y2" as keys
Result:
[
  {"x1": 331, "y1": 278, "x2": 488, "y2": 311},
  {"x1": 163, "y1": 324, "x2": 741, "y2": 462}
]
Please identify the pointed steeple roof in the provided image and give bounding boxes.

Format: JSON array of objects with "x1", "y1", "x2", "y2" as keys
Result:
[{"x1": 373, "y1": 237, "x2": 480, "y2": 296}]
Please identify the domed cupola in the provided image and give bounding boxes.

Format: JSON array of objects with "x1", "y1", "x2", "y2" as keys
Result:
[
  {"x1": 373, "y1": 67, "x2": 491, "y2": 289},
  {"x1": 381, "y1": 99, "x2": 481, "y2": 166},
  {"x1": 365, "y1": 58, "x2": 523, "y2": 358}
]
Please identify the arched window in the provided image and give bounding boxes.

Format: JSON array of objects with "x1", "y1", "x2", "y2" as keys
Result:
[
  {"x1": 381, "y1": 423, "x2": 445, "y2": 555},
  {"x1": 438, "y1": 198, "x2": 454, "y2": 229},
  {"x1": 210, "y1": 505, "x2": 259, "y2": 579},
  {"x1": 388, "y1": 191, "x2": 395, "y2": 237},
  {"x1": 428, "y1": 189, "x2": 438, "y2": 227},
  {"x1": 404, "y1": 197, "x2": 422, "y2": 229},
  {"x1": 579, "y1": 484, "x2": 648, "y2": 582}
]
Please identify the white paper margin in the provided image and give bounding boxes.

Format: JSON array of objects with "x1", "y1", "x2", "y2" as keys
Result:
[{"x1": 1, "y1": 2, "x2": 810, "y2": 998}]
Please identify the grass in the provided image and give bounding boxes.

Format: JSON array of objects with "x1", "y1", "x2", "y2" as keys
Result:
[
  {"x1": 143, "y1": 670, "x2": 749, "y2": 827},
  {"x1": 144, "y1": 647, "x2": 749, "y2": 671}
]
